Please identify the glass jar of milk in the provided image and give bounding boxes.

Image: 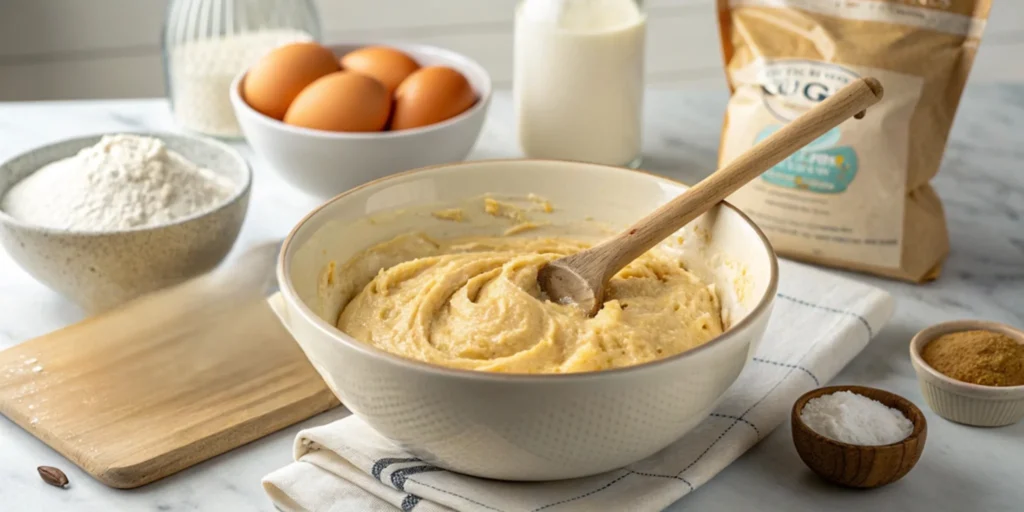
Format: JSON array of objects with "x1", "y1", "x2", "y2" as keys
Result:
[{"x1": 514, "y1": 0, "x2": 646, "y2": 168}]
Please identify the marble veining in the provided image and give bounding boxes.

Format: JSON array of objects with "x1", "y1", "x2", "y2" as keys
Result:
[{"x1": 0, "y1": 87, "x2": 1022, "y2": 511}]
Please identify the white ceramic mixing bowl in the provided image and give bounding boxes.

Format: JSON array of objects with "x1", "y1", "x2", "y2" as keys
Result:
[{"x1": 274, "y1": 159, "x2": 777, "y2": 481}]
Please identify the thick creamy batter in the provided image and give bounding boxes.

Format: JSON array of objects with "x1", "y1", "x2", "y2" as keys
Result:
[{"x1": 335, "y1": 234, "x2": 723, "y2": 374}]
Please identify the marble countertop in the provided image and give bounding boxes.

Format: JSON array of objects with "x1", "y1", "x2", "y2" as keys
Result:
[{"x1": 1, "y1": 87, "x2": 1022, "y2": 512}]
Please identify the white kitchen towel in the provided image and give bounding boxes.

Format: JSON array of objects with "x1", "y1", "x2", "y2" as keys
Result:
[{"x1": 263, "y1": 259, "x2": 894, "y2": 512}]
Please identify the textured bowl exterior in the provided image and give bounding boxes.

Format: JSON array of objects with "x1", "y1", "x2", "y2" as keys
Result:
[
  {"x1": 231, "y1": 42, "x2": 492, "y2": 200},
  {"x1": 0, "y1": 132, "x2": 251, "y2": 313},
  {"x1": 909, "y1": 320, "x2": 1024, "y2": 427},
  {"x1": 791, "y1": 385, "x2": 927, "y2": 489},
  {"x1": 280, "y1": 298, "x2": 772, "y2": 480},
  {"x1": 275, "y1": 160, "x2": 778, "y2": 480},
  {"x1": 916, "y1": 378, "x2": 1024, "y2": 427}
]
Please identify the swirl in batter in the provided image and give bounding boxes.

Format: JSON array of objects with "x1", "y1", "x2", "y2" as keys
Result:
[{"x1": 337, "y1": 234, "x2": 723, "y2": 373}]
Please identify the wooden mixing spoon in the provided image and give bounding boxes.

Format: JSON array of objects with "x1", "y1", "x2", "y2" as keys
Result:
[{"x1": 538, "y1": 77, "x2": 884, "y2": 315}]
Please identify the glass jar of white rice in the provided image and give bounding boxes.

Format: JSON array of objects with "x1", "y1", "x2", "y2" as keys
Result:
[{"x1": 162, "y1": 0, "x2": 321, "y2": 138}]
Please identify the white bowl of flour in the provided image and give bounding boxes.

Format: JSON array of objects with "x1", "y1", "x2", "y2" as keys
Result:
[{"x1": 0, "y1": 132, "x2": 251, "y2": 312}]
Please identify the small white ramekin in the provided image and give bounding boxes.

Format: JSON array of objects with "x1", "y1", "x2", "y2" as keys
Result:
[{"x1": 910, "y1": 320, "x2": 1024, "y2": 427}]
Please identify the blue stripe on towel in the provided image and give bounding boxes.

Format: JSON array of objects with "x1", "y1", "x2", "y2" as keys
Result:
[
  {"x1": 372, "y1": 457, "x2": 421, "y2": 481},
  {"x1": 625, "y1": 469, "x2": 694, "y2": 491},
  {"x1": 406, "y1": 477, "x2": 507, "y2": 512},
  {"x1": 709, "y1": 413, "x2": 761, "y2": 438},
  {"x1": 752, "y1": 357, "x2": 820, "y2": 386},
  {"x1": 391, "y1": 465, "x2": 444, "y2": 491},
  {"x1": 532, "y1": 471, "x2": 633, "y2": 511},
  {"x1": 400, "y1": 494, "x2": 421, "y2": 511},
  {"x1": 776, "y1": 293, "x2": 874, "y2": 337}
]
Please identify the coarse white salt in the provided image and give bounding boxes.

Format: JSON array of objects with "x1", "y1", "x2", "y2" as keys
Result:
[
  {"x1": 31, "y1": 366, "x2": 43, "y2": 373},
  {"x1": 800, "y1": 390, "x2": 913, "y2": 446}
]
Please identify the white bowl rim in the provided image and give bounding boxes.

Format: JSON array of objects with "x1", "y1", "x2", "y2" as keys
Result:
[
  {"x1": 229, "y1": 41, "x2": 493, "y2": 140},
  {"x1": 0, "y1": 130, "x2": 252, "y2": 236},
  {"x1": 277, "y1": 159, "x2": 780, "y2": 383},
  {"x1": 909, "y1": 319, "x2": 1024, "y2": 394}
]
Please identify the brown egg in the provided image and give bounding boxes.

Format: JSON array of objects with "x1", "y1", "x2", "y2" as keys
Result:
[
  {"x1": 340, "y1": 46, "x2": 420, "y2": 96},
  {"x1": 391, "y1": 66, "x2": 477, "y2": 130},
  {"x1": 283, "y1": 72, "x2": 391, "y2": 132},
  {"x1": 243, "y1": 42, "x2": 340, "y2": 120}
]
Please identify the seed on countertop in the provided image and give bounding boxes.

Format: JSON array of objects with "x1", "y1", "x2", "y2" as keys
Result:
[{"x1": 37, "y1": 466, "x2": 69, "y2": 488}]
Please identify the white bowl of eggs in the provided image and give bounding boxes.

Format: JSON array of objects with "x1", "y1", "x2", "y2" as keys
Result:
[{"x1": 230, "y1": 42, "x2": 491, "y2": 199}]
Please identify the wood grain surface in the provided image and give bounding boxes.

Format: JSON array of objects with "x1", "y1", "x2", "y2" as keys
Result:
[
  {"x1": 0, "y1": 248, "x2": 337, "y2": 489},
  {"x1": 791, "y1": 385, "x2": 927, "y2": 489}
]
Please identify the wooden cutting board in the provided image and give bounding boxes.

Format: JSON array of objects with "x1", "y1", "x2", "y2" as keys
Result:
[{"x1": 0, "y1": 245, "x2": 338, "y2": 489}]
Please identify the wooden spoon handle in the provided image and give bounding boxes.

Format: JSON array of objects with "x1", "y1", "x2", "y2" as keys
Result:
[{"x1": 599, "y1": 77, "x2": 883, "y2": 278}]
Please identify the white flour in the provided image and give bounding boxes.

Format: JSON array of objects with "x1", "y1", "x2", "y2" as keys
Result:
[
  {"x1": 1, "y1": 135, "x2": 235, "y2": 232},
  {"x1": 169, "y1": 29, "x2": 312, "y2": 137}
]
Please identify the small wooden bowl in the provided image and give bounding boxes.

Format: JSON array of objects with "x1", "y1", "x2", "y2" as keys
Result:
[{"x1": 791, "y1": 385, "x2": 927, "y2": 489}]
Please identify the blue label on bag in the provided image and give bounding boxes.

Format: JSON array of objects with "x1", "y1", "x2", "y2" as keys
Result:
[
  {"x1": 754, "y1": 126, "x2": 858, "y2": 194},
  {"x1": 751, "y1": 60, "x2": 861, "y2": 194}
]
